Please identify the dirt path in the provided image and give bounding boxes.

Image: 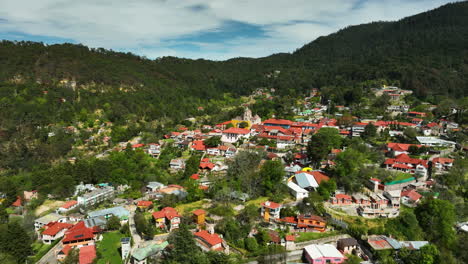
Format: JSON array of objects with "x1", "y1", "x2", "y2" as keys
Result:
[{"x1": 35, "y1": 200, "x2": 65, "y2": 216}]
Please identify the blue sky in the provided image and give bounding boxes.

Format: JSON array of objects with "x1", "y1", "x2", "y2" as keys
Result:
[{"x1": 0, "y1": 0, "x2": 455, "y2": 60}]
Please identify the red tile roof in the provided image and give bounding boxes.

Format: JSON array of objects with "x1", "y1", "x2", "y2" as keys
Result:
[
  {"x1": 42, "y1": 222, "x2": 73, "y2": 236},
  {"x1": 190, "y1": 174, "x2": 200, "y2": 180},
  {"x1": 261, "y1": 201, "x2": 281, "y2": 209},
  {"x1": 303, "y1": 171, "x2": 330, "y2": 184},
  {"x1": 335, "y1": 194, "x2": 352, "y2": 200},
  {"x1": 222, "y1": 127, "x2": 250, "y2": 134},
  {"x1": 387, "y1": 143, "x2": 422, "y2": 152},
  {"x1": 152, "y1": 207, "x2": 180, "y2": 220},
  {"x1": 132, "y1": 143, "x2": 145, "y2": 148},
  {"x1": 12, "y1": 196, "x2": 22, "y2": 207},
  {"x1": 192, "y1": 140, "x2": 206, "y2": 151},
  {"x1": 401, "y1": 189, "x2": 422, "y2": 202},
  {"x1": 199, "y1": 162, "x2": 215, "y2": 170},
  {"x1": 263, "y1": 119, "x2": 293, "y2": 126},
  {"x1": 63, "y1": 222, "x2": 95, "y2": 243},
  {"x1": 285, "y1": 235, "x2": 296, "y2": 241},
  {"x1": 192, "y1": 209, "x2": 206, "y2": 216},
  {"x1": 433, "y1": 157, "x2": 454, "y2": 164},
  {"x1": 58, "y1": 245, "x2": 72, "y2": 256},
  {"x1": 61, "y1": 200, "x2": 78, "y2": 209},
  {"x1": 137, "y1": 201, "x2": 153, "y2": 207},
  {"x1": 79, "y1": 245, "x2": 96, "y2": 264},
  {"x1": 194, "y1": 230, "x2": 223, "y2": 246}
]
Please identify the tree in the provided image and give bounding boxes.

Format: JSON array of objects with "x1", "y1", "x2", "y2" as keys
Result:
[
  {"x1": 106, "y1": 215, "x2": 121, "y2": 230},
  {"x1": 307, "y1": 127, "x2": 342, "y2": 166},
  {"x1": 258, "y1": 160, "x2": 285, "y2": 196},
  {"x1": 332, "y1": 148, "x2": 368, "y2": 193},
  {"x1": 166, "y1": 224, "x2": 203, "y2": 263},
  {"x1": 385, "y1": 210, "x2": 423, "y2": 240},
  {"x1": 361, "y1": 123, "x2": 377, "y2": 139},
  {"x1": 204, "y1": 136, "x2": 221, "y2": 148},
  {"x1": 344, "y1": 254, "x2": 362, "y2": 264},
  {"x1": 3, "y1": 221, "x2": 32, "y2": 263},
  {"x1": 238, "y1": 121, "x2": 249, "y2": 128},
  {"x1": 317, "y1": 179, "x2": 337, "y2": 200},
  {"x1": 183, "y1": 154, "x2": 201, "y2": 179},
  {"x1": 403, "y1": 127, "x2": 418, "y2": 142},
  {"x1": 415, "y1": 199, "x2": 456, "y2": 248},
  {"x1": 62, "y1": 248, "x2": 79, "y2": 264}
]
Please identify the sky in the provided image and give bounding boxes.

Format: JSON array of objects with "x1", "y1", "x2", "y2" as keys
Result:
[{"x1": 0, "y1": 0, "x2": 455, "y2": 60}]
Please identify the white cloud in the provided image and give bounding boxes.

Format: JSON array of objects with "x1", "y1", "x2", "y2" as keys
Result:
[{"x1": 0, "y1": 0, "x2": 456, "y2": 59}]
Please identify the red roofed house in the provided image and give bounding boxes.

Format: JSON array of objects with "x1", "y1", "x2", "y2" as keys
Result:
[
  {"x1": 152, "y1": 207, "x2": 181, "y2": 231},
  {"x1": 407, "y1": 111, "x2": 426, "y2": 118},
  {"x1": 42, "y1": 222, "x2": 74, "y2": 244},
  {"x1": 285, "y1": 235, "x2": 296, "y2": 250},
  {"x1": 331, "y1": 194, "x2": 352, "y2": 205},
  {"x1": 62, "y1": 222, "x2": 96, "y2": 247},
  {"x1": 56, "y1": 245, "x2": 72, "y2": 262},
  {"x1": 199, "y1": 161, "x2": 215, "y2": 171},
  {"x1": 261, "y1": 201, "x2": 282, "y2": 221},
  {"x1": 190, "y1": 174, "x2": 200, "y2": 180},
  {"x1": 137, "y1": 200, "x2": 153, "y2": 210},
  {"x1": 221, "y1": 127, "x2": 251, "y2": 143},
  {"x1": 297, "y1": 214, "x2": 327, "y2": 232},
  {"x1": 58, "y1": 200, "x2": 78, "y2": 213},
  {"x1": 191, "y1": 140, "x2": 206, "y2": 152},
  {"x1": 12, "y1": 196, "x2": 22, "y2": 207},
  {"x1": 263, "y1": 118, "x2": 293, "y2": 129},
  {"x1": 432, "y1": 157, "x2": 454, "y2": 172},
  {"x1": 387, "y1": 143, "x2": 423, "y2": 156},
  {"x1": 384, "y1": 154, "x2": 428, "y2": 178},
  {"x1": 401, "y1": 189, "x2": 422, "y2": 205},
  {"x1": 79, "y1": 245, "x2": 96, "y2": 264},
  {"x1": 194, "y1": 230, "x2": 228, "y2": 253}
]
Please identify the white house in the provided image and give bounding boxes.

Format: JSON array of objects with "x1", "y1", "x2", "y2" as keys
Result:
[
  {"x1": 77, "y1": 186, "x2": 115, "y2": 207},
  {"x1": 287, "y1": 181, "x2": 309, "y2": 200},
  {"x1": 221, "y1": 128, "x2": 251, "y2": 143}
]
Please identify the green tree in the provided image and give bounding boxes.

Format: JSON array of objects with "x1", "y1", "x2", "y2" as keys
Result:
[
  {"x1": 106, "y1": 215, "x2": 121, "y2": 230},
  {"x1": 415, "y1": 199, "x2": 456, "y2": 248},
  {"x1": 238, "y1": 121, "x2": 249, "y2": 128},
  {"x1": 385, "y1": 210, "x2": 423, "y2": 240},
  {"x1": 204, "y1": 136, "x2": 221, "y2": 148},
  {"x1": 361, "y1": 123, "x2": 377, "y2": 139},
  {"x1": 166, "y1": 224, "x2": 203, "y2": 263},
  {"x1": 307, "y1": 128, "x2": 342, "y2": 166},
  {"x1": 183, "y1": 154, "x2": 201, "y2": 179},
  {"x1": 62, "y1": 248, "x2": 79, "y2": 264},
  {"x1": 332, "y1": 148, "x2": 368, "y2": 193},
  {"x1": 258, "y1": 160, "x2": 285, "y2": 196}
]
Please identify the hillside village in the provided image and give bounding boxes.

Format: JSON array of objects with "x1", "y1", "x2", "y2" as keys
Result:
[{"x1": 0, "y1": 83, "x2": 466, "y2": 264}]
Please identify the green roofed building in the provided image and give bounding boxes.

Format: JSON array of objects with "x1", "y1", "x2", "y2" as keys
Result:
[
  {"x1": 132, "y1": 241, "x2": 169, "y2": 264},
  {"x1": 383, "y1": 177, "x2": 416, "y2": 191}
]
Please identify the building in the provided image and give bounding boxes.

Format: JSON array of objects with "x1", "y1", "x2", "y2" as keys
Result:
[
  {"x1": 331, "y1": 194, "x2": 352, "y2": 205},
  {"x1": 57, "y1": 200, "x2": 78, "y2": 214},
  {"x1": 337, "y1": 237, "x2": 358, "y2": 255},
  {"x1": 120, "y1": 237, "x2": 131, "y2": 261},
  {"x1": 367, "y1": 235, "x2": 429, "y2": 251},
  {"x1": 386, "y1": 143, "x2": 423, "y2": 156},
  {"x1": 152, "y1": 207, "x2": 181, "y2": 231},
  {"x1": 221, "y1": 127, "x2": 251, "y2": 143},
  {"x1": 297, "y1": 214, "x2": 327, "y2": 232},
  {"x1": 192, "y1": 209, "x2": 206, "y2": 225},
  {"x1": 194, "y1": 230, "x2": 228, "y2": 253},
  {"x1": 146, "y1": 181, "x2": 165, "y2": 192},
  {"x1": 287, "y1": 181, "x2": 309, "y2": 200},
  {"x1": 41, "y1": 222, "x2": 73, "y2": 244},
  {"x1": 35, "y1": 213, "x2": 68, "y2": 230},
  {"x1": 137, "y1": 201, "x2": 153, "y2": 210},
  {"x1": 401, "y1": 189, "x2": 422, "y2": 205},
  {"x1": 416, "y1": 136, "x2": 456, "y2": 147},
  {"x1": 62, "y1": 222, "x2": 96, "y2": 247},
  {"x1": 79, "y1": 245, "x2": 96, "y2": 264},
  {"x1": 261, "y1": 201, "x2": 281, "y2": 221},
  {"x1": 147, "y1": 143, "x2": 161, "y2": 157},
  {"x1": 384, "y1": 154, "x2": 428, "y2": 178},
  {"x1": 432, "y1": 157, "x2": 454, "y2": 172},
  {"x1": 303, "y1": 244, "x2": 346, "y2": 264},
  {"x1": 77, "y1": 186, "x2": 115, "y2": 207},
  {"x1": 131, "y1": 241, "x2": 169, "y2": 264},
  {"x1": 169, "y1": 159, "x2": 186, "y2": 170},
  {"x1": 88, "y1": 206, "x2": 130, "y2": 221}
]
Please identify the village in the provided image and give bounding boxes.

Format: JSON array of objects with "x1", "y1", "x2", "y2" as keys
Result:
[{"x1": 2, "y1": 85, "x2": 466, "y2": 264}]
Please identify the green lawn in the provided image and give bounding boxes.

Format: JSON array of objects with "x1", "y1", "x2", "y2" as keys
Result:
[
  {"x1": 97, "y1": 231, "x2": 125, "y2": 264},
  {"x1": 175, "y1": 199, "x2": 209, "y2": 215},
  {"x1": 29, "y1": 240, "x2": 60, "y2": 263},
  {"x1": 392, "y1": 172, "x2": 413, "y2": 182},
  {"x1": 296, "y1": 231, "x2": 340, "y2": 243}
]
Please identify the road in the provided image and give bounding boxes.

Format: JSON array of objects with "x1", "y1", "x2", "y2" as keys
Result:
[{"x1": 36, "y1": 239, "x2": 62, "y2": 264}]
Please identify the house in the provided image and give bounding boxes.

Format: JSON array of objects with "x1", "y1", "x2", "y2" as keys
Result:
[
  {"x1": 83, "y1": 216, "x2": 107, "y2": 230},
  {"x1": 79, "y1": 245, "x2": 96, "y2": 264},
  {"x1": 285, "y1": 235, "x2": 296, "y2": 250},
  {"x1": 35, "y1": 213, "x2": 68, "y2": 230},
  {"x1": 193, "y1": 209, "x2": 206, "y2": 225},
  {"x1": 146, "y1": 181, "x2": 165, "y2": 193},
  {"x1": 169, "y1": 159, "x2": 186, "y2": 170},
  {"x1": 152, "y1": 207, "x2": 181, "y2": 231},
  {"x1": 62, "y1": 222, "x2": 96, "y2": 247},
  {"x1": 331, "y1": 194, "x2": 352, "y2": 205},
  {"x1": 337, "y1": 237, "x2": 358, "y2": 255},
  {"x1": 77, "y1": 186, "x2": 115, "y2": 207},
  {"x1": 297, "y1": 214, "x2": 327, "y2": 232},
  {"x1": 384, "y1": 154, "x2": 428, "y2": 178},
  {"x1": 194, "y1": 230, "x2": 228, "y2": 253},
  {"x1": 407, "y1": 111, "x2": 426, "y2": 118},
  {"x1": 131, "y1": 241, "x2": 168, "y2": 264},
  {"x1": 56, "y1": 245, "x2": 72, "y2": 262},
  {"x1": 416, "y1": 136, "x2": 456, "y2": 147},
  {"x1": 263, "y1": 119, "x2": 293, "y2": 129},
  {"x1": 147, "y1": 143, "x2": 161, "y2": 157},
  {"x1": 294, "y1": 172, "x2": 318, "y2": 190},
  {"x1": 287, "y1": 181, "x2": 309, "y2": 200},
  {"x1": 191, "y1": 140, "x2": 206, "y2": 152},
  {"x1": 401, "y1": 189, "x2": 422, "y2": 205},
  {"x1": 88, "y1": 206, "x2": 130, "y2": 221},
  {"x1": 386, "y1": 143, "x2": 424, "y2": 156},
  {"x1": 42, "y1": 222, "x2": 73, "y2": 244},
  {"x1": 57, "y1": 200, "x2": 78, "y2": 214},
  {"x1": 432, "y1": 157, "x2": 454, "y2": 172},
  {"x1": 137, "y1": 201, "x2": 153, "y2": 210},
  {"x1": 261, "y1": 201, "x2": 281, "y2": 221},
  {"x1": 221, "y1": 127, "x2": 251, "y2": 143},
  {"x1": 303, "y1": 244, "x2": 346, "y2": 264},
  {"x1": 12, "y1": 196, "x2": 22, "y2": 207},
  {"x1": 157, "y1": 185, "x2": 188, "y2": 199}
]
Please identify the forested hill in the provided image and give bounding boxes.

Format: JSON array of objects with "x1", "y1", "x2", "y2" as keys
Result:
[{"x1": 0, "y1": 1, "x2": 468, "y2": 101}]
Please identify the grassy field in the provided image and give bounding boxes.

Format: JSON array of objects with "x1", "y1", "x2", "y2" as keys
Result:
[
  {"x1": 296, "y1": 231, "x2": 340, "y2": 243},
  {"x1": 97, "y1": 231, "x2": 125, "y2": 264},
  {"x1": 29, "y1": 240, "x2": 60, "y2": 263},
  {"x1": 245, "y1": 197, "x2": 268, "y2": 207},
  {"x1": 175, "y1": 199, "x2": 210, "y2": 215},
  {"x1": 392, "y1": 172, "x2": 413, "y2": 182}
]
